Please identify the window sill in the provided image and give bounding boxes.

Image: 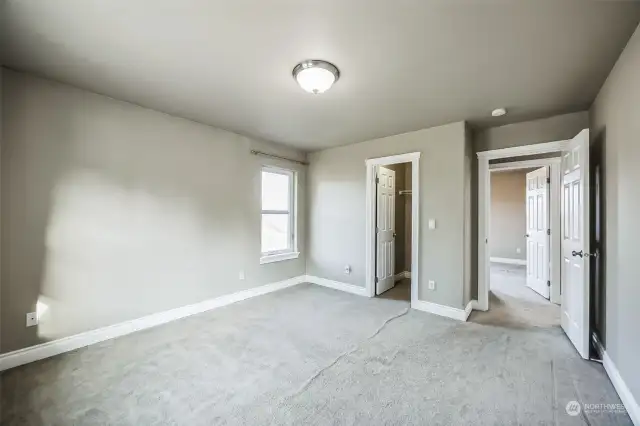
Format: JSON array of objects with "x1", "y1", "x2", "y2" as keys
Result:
[{"x1": 260, "y1": 252, "x2": 300, "y2": 265}]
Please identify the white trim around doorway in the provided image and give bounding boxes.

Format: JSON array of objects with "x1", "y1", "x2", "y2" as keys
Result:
[
  {"x1": 365, "y1": 152, "x2": 420, "y2": 305},
  {"x1": 476, "y1": 140, "x2": 570, "y2": 311}
]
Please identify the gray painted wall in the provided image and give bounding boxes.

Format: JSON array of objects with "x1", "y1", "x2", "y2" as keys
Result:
[
  {"x1": 404, "y1": 163, "x2": 412, "y2": 272},
  {"x1": 1, "y1": 69, "x2": 307, "y2": 353},
  {"x1": 490, "y1": 170, "x2": 528, "y2": 261},
  {"x1": 463, "y1": 125, "x2": 473, "y2": 305},
  {"x1": 475, "y1": 111, "x2": 589, "y2": 152},
  {"x1": 307, "y1": 122, "x2": 468, "y2": 309},
  {"x1": 590, "y1": 23, "x2": 640, "y2": 406}
]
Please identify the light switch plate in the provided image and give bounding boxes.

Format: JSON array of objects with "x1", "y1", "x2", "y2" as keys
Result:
[
  {"x1": 428, "y1": 219, "x2": 436, "y2": 230},
  {"x1": 428, "y1": 280, "x2": 436, "y2": 290},
  {"x1": 239, "y1": 270, "x2": 245, "y2": 280}
]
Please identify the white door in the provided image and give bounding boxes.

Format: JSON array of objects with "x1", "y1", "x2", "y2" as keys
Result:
[
  {"x1": 376, "y1": 166, "x2": 396, "y2": 295},
  {"x1": 561, "y1": 129, "x2": 590, "y2": 359},
  {"x1": 525, "y1": 167, "x2": 550, "y2": 299}
]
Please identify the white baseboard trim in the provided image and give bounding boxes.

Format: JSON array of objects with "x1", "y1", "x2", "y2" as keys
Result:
[
  {"x1": 463, "y1": 301, "x2": 473, "y2": 321},
  {"x1": 411, "y1": 300, "x2": 470, "y2": 322},
  {"x1": 490, "y1": 257, "x2": 526, "y2": 266},
  {"x1": 593, "y1": 336, "x2": 639, "y2": 425},
  {"x1": 470, "y1": 299, "x2": 487, "y2": 312},
  {"x1": 393, "y1": 271, "x2": 411, "y2": 281},
  {"x1": 0, "y1": 275, "x2": 306, "y2": 372},
  {"x1": 304, "y1": 275, "x2": 369, "y2": 297}
]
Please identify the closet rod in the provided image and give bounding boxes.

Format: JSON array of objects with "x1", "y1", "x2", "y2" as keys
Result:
[{"x1": 250, "y1": 150, "x2": 309, "y2": 165}]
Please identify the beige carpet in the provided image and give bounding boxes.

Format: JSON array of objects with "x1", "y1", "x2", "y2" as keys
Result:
[
  {"x1": 1, "y1": 281, "x2": 630, "y2": 425},
  {"x1": 378, "y1": 278, "x2": 411, "y2": 301},
  {"x1": 469, "y1": 263, "x2": 561, "y2": 329}
]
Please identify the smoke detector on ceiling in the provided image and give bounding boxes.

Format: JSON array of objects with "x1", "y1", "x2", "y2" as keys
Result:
[{"x1": 491, "y1": 108, "x2": 507, "y2": 117}]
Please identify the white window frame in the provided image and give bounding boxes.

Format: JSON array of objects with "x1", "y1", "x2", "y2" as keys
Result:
[{"x1": 260, "y1": 166, "x2": 299, "y2": 264}]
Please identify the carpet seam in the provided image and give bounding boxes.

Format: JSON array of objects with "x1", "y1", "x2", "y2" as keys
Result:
[
  {"x1": 282, "y1": 307, "x2": 411, "y2": 401},
  {"x1": 573, "y1": 373, "x2": 593, "y2": 426}
]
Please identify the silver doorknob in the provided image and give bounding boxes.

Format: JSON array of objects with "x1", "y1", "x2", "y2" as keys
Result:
[
  {"x1": 572, "y1": 250, "x2": 597, "y2": 258},
  {"x1": 525, "y1": 234, "x2": 530, "y2": 238}
]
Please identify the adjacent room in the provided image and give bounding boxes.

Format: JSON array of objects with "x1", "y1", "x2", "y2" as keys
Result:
[
  {"x1": 471, "y1": 164, "x2": 562, "y2": 329},
  {"x1": 1, "y1": 2, "x2": 639, "y2": 425}
]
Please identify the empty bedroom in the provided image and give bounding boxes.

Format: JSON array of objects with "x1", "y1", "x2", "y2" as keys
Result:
[{"x1": 1, "y1": 1, "x2": 640, "y2": 425}]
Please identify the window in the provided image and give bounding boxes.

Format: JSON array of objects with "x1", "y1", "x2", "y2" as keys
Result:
[{"x1": 260, "y1": 167, "x2": 298, "y2": 264}]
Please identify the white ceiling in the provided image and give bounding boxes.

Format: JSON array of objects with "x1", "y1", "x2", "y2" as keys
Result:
[{"x1": 2, "y1": 1, "x2": 639, "y2": 151}]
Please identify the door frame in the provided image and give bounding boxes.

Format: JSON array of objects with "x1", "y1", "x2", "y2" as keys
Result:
[
  {"x1": 365, "y1": 152, "x2": 421, "y2": 304},
  {"x1": 477, "y1": 138, "x2": 574, "y2": 311},
  {"x1": 489, "y1": 158, "x2": 562, "y2": 304}
]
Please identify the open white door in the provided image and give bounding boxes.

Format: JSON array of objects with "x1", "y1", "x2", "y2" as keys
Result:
[
  {"x1": 561, "y1": 129, "x2": 591, "y2": 359},
  {"x1": 525, "y1": 167, "x2": 550, "y2": 299},
  {"x1": 376, "y1": 166, "x2": 396, "y2": 295}
]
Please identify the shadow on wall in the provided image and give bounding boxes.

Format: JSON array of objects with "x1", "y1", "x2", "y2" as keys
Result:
[
  {"x1": 0, "y1": 32, "x2": 141, "y2": 351},
  {"x1": 0, "y1": 68, "x2": 312, "y2": 424},
  {"x1": 1, "y1": 71, "x2": 288, "y2": 355},
  {"x1": 2, "y1": 95, "x2": 72, "y2": 353}
]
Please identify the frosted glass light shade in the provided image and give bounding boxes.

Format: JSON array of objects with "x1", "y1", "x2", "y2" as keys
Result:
[{"x1": 292, "y1": 60, "x2": 339, "y2": 94}]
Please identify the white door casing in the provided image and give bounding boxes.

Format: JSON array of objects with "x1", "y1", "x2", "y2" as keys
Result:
[
  {"x1": 525, "y1": 167, "x2": 550, "y2": 299},
  {"x1": 376, "y1": 166, "x2": 396, "y2": 295},
  {"x1": 365, "y1": 152, "x2": 420, "y2": 303},
  {"x1": 561, "y1": 129, "x2": 590, "y2": 359}
]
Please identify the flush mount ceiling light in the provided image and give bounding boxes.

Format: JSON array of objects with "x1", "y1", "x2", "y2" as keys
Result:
[
  {"x1": 292, "y1": 60, "x2": 340, "y2": 94},
  {"x1": 491, "y1": 108, "x2": 507, "y2": 117}
]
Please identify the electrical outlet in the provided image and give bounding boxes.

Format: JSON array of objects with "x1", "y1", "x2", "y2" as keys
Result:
[
  {"x1": 428, "y1": 280, "x2": 436, "y2": 290},
  {"x1": 516, "y1": 247, "x2": 521, "y2": 254},
  {"x1": 26, "y1": 312, "x2": 38, "y2": 327},
  {"x1": 428, "y1": 219, "x2": 436, "y2": 230},
  {"x1": 239, "y1": 270, "x2": 245, "y2": 280},
  {"x1": 344, "y1": 265, "x2": 351, "y2": 274}
]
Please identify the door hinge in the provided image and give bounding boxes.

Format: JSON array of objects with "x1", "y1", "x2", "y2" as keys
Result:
[
  {"x1": 547, "y1": 177, "x2": 550, "y2": 184},
  {"x1": 547, "y1": 280, "x2": 551, "y2": 287},
  {"x1": 375, "y1": 177, "x2": 379, "y2": 184},
  {"x1": 547, "y1": 229, "x2": 551, "y2": 235},
  {"x1": 375, "y1": 277, "x2": 379, "y2": 283}
]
